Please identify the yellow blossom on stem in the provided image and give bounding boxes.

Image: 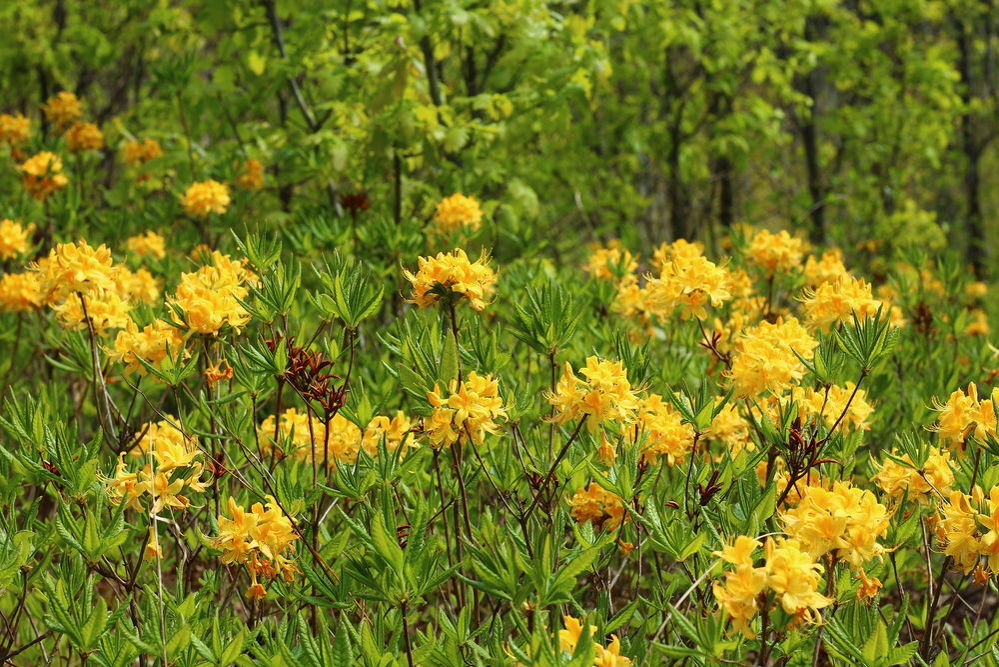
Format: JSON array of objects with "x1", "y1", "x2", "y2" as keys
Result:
[
  {"x1": 0, "y1": 273, "x2": 43, "y2": 312},
  {"x1": 181, "y1": 180, "x2": 231, "y2": 217},
  {"x1": 19, "y1": 151, "x2": 69, "y2": 200},
  {"x1": 404, "y1": 248, "x2": 497, "y2": 311},
  {"x1": 66, "y1": 121, "x2": 104, "y2": 152},
  {"x1": 0, "y1": 219, "x2": 34, "y2": 260},
  {"x1": 548, "y1": 356, "x2": 639, "y2": 433},
  {"x1": 747, "y1": 229, "x2": 806, "y2": 275},
  {"x1": 42, "y1": 91, "x2": 83, "y2": 129},
  {"x1": 126, "y1": 230, "x2": 166, "y2": 259},
  {"x1": 0, "y1": 113, "x2": 31, "y2": 146},
  {"x1": 433, "y1": 193, "x2": 483, "y2": 233},
  {"x1": 426, "y1": 372, "x2": 506, "y2": 447},
  {"x1": 568, "y1": 482, "x2": 627, "y2": 530}
]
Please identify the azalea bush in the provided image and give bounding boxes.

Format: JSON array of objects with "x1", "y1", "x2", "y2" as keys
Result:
[{"x1": 1, "y1": 1, "x2": 998, "y2": 666}]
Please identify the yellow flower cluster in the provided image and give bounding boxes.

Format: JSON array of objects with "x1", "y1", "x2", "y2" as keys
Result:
[
  {"x1": 584, "y1": 241, "x2": 637, "y2": 282},
  {"x1": 645, "y1": 252, "x2": 732, "y2": 320},
  {"x1": 559, "y1": 615, "x2": 632, "y2": 666},
  {"x1": 727, "y1": 317, "x2": 819, "y2": 397},
  {"x1": 258, "y1": 408, "x2": 361, "y2": 467},
  {"x1": 126, "y1": 230, "x2": 167, "y2": 259},
  {"x1": 873, "y1": 447, "x2": 954, "y2": 504},
  {"x1": 66, "y1": 121, "x2": 104, "y2": 152},
  {"x1": 123, "y1": 138, "x2": 163, "y2": 165},
  {"x1": 104, "y1": 419, "x2": 208, "y2": 515},
  {"x1": 19, "y1": 151, "x2": 69, "y2": 200},
  {"x1": 803, "y1": 249, "x2": 849, "y2": 286},
  {"x1": 931, "y1": 383, "x2": 997, "y2": 452},
  {"x1": 630, "y1": 394, "x2": 694, "y2": 465},
  {"x1": 236, "y1": 158, "x2": 265, "y2": 191},
  {"x1": 31, "y1": 240, "x2": 159, "y2": 335},
  {"x1": 780, "y1": 480, "x2": 889, "y2": 570},
  {"x1": 548, "y1": 356, "x2": 639, "y2": 433},
  {"x1": 181, "y1": 180, "x2": 231, "y2": 217},
  {"x1": 568, "y1": 482, "x2": 627, "y2": 530},
  {"x1": 935, "y1": 487, "x2": 999, "y2": 576},
  {"x1": 109, "y1": 319, "x2": 185, "y2": 374},
  {"x1": 709, "y1": 402, "x2": 755, "y2": 457},
  {"x1": 42, "y1": 91, "x2": 83, "y2": 129},
  {"x1": 800, "y1": 275, "x2": 885, "y2": 330},
  {"x1": 789, "y1": 382, "x2": 875, "y2": 431},
  {"x1": 713, "y1": 535, "x2": 832, "y2": 638},
  {"x1": 747, "y1": 229, "x2": 806, "y2": 275},
  {"x1": 0, "y1": 219, "x2": 34, "y2": 260},
  {"x1": 169, "y1": 252, "x2": 256, "y2": 335},
  {"x1": 0, "y1": 113, "x2": 31, "y2": 146},
  {"x1": 0, "y1": 273, "x2": 42, "y2": 312},
  {"x1": 361, "y1": 411, "x2": 417, "y2": 456},
  {"x1": 213, "y1": 496, "x2": 298, "y2": 600},
  {"x1": 259, "y1": 408, "x2": 417, "y2": 465},
  {"x1": 426, "y1": 372, "x2": 506, "y2": 447},
  {"x1": 405, "y1": 248, "x2": 497, "y2": 311},
  {"x1": 433, "y1": 193, "x2": 483, "y2": 233}
]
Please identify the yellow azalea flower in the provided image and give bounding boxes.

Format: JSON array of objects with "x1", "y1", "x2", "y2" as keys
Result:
[
  {"x1": 873, "y1": 447, "x2": 953, "y2": 504},
  {"x1": 747, "y1": 229, "x2": 806, "y2": 275},
  {"x1": 236, "y1": 158, "x2": 265, "y2": 191},
  {"x1": 42, "y1": 91, "x2": 83, "y2": 129},
  {"x1": 651, "y1": 238, "x2": 704, "y2": 273},
  {"x1": 931, "y1": 383, "x2": 997, "y2": 452},
  {"x1": 548, "y1": 356, "x2": 639, "y2": 433},
  {"x1": 0, "y1": 273, "x2": 43, "y2": 312},
  {"x1": 937, "y1": 489, "x2": 982, "y2": 574},
  {"x1": 65, "y1": 121, "x2": 104, "y2": 152},
  {"x1": 32, "y1": 239, "x2": 116, "y2": 302},
  {"x1": 804, "y1": 249, "x2": 850, "y2": 286},
  {"x1": 144, "y1": 527, "x2": 163, "y2": 562},
  {"x1": 123, "y1": 137, "x2": 163, "y2": 165},
  {"x1": 361, "y1": 412, "x2": 418, "y2": 456},
  {"x1": 709, "y1": 401, "x2": 755, "y2": 457},
  {"x1": 0, "y1": 113, "x2": 31, "y2": 146},
  {"x1": 645, "y1": 254, "x2": 732, "y2": 320},
  {"x1": 213, "y1": 495, "x2": 299, "y2": 599},
  {"x1": 204, "y1": 359, "x2": 234, "y2": 387},
  {"x1": 594, "y1": 635, "x2": 632, "y2": 667},
  {"x1": 727, "y1": 317, "x2": 819, "y2": 398},
  {"x1": 790, "y1": 382, "x2": 875, "y2": 431},
  {"x1": 764, "y1": 537, "x2": 833, "y2": 621},
  {"x1": 712, "y1": 536, "x2": 768, "y2": 637},
  {"x1": 258, "y1": 408, "x2": 363, "y2": 467},
  {"x1": 433, "y1": 193, "x2": 483, "y2": 232},
  {"x1": 404, "y1": 248, "x2": 497, "y2": 311},
  {"x1": 966, "y1": 309, "x2": 990, "y2": 336},
  {"x1": 126, "y1": 230, "x2": 167, "y2": 259},
  {"x1": 181, "y1": 180, "x2": 231, "y2": 217},
  {"x1": 559, "y1": 615, "x2": 597, "y2": 653},
  {"x1": 426, "y1": 372, "x2": 506, "y2": 448},
  {"x1": 19, "y1": 151, "x2": 69, "y2": 200},
  {"x1": 800, "y1": 275, "x2": 886, "y2": 330},
  {"x1": 0, "y1": 219, "x2": 34, "y2": 260},
  {"x1": 169, "y1": 253, "x2": 255, "y2": 335},
  {"x1": 51, "y1": 287, "x2": 132, "y2": 335},
  {"x1": 855, "y1": 569, "x2": 882, "y2": 601},
  {"x1": 780, "y1": 480, "x2": 889, "y2": 570},
  {"x1": 629, "y1": 393, "x2": 694, "y2": 465},
  {"x1": 127, "y1": 418, "x2": 200, "y2": 472},
  {"x1": 109, "y1": 319, "x2": 186, "y2": 374},
  {"x1": 568, "y1": 482, "x2": 627, "y2": 530},
  {"x1": 584, "y1": 241, "x2": 637, "y2": 282}
]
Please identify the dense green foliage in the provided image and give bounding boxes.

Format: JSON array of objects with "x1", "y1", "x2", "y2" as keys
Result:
[{"x1": 0, "y1": 1, "x2": 997, "y2": 666}]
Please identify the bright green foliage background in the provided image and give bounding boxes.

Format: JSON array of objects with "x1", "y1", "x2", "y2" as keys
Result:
[{"x1": 0, "y1": 1, "x2": 997, "y2": 666}]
